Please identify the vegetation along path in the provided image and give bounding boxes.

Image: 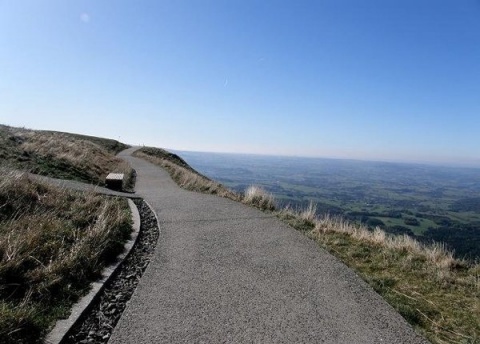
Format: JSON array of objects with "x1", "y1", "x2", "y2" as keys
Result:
[{"x1": 110, "y1": 147, "x2": 428, "y2": 344}]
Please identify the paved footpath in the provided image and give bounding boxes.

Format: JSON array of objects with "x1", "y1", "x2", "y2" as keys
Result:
[{"x1": 110, "y1": 147, "x2": 428, "y2": 344}]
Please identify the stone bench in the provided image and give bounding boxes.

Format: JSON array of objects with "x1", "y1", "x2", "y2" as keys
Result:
[{"x1": 105, "y1": 173, "x2": 124, "y2": 190}]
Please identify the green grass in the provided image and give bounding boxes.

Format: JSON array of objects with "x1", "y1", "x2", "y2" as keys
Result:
[
  {"x1": 448, "y1": 211, "x2": 478, "y2": 223},
  {"x1": 0, "y1": 170, "x2": 132, "y2": 343},
  {"x1": 376, "y1": 216, "x2": 437, "y2": 235}
]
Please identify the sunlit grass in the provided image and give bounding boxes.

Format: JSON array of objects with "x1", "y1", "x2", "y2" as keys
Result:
[
  {"x1": 278, "y1": 208, "x2": 480, "y2": 343},
  {"x1": 0, "y1": 170, "x2": 131, "y2": 343},
  {"x1": 243, "y1": 185, "x2": 276, "y2": 211},
  {"x1": 0, "y1": 125, "x2": 134, "y2": 189}
]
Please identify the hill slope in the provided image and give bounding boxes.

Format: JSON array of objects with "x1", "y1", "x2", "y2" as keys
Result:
[
  {"x1": 136, "y1": 146, "x2": 480, "y2": 343},
  {"x1": 1, "y1": 128, "x2": 479, "y2": 343},
  {"x1": 0, "y1": 125, "x2": 133, "y2": 343},
  {"x1": 0, "y1": 125, "x2": 131, "y2": 186}
]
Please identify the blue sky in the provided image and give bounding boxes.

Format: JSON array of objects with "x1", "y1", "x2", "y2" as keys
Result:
[{"x1": 1, "y1": 1, "x2": 479, "y2": 166}]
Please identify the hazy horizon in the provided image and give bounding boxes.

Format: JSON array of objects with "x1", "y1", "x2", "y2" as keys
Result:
[
  {"x1": 172, "y1": 148, "x2": 480, "y2": 170},
  {"x1": 2, "y1": 121, "x2": 479, "y2": 168},
  {"x1": 1, "y1": 1, "x2": 479, "y2": 166}
]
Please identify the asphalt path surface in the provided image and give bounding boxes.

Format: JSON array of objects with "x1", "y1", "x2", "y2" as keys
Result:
[{"x1": 110, "y1": 147, "x2": 428, "y2": 343}]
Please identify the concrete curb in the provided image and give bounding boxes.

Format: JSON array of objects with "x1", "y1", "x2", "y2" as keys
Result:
[
  {"x1": 143, "y1": 200, "x2": 161, "y2": 234},
  {"x1": 44, "y1": 199, "x2": 141, "y2": 344}
]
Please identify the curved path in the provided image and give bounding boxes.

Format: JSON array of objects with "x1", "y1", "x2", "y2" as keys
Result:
[{"x1": 110, "y1": 147, "x2": 427, "y2": 344}]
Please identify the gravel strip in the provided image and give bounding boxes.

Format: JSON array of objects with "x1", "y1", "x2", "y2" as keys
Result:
[{"x1": 62, "y1": 199, "x2": 159, "y2": 344}]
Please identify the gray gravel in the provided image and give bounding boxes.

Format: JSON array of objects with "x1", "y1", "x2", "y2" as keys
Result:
[
  {"x1": 63, "y1": 200, "x2": 159, "y2": 344},
  {"x1": 110, "y1": 148, "x2": 428, "y2": 344}
]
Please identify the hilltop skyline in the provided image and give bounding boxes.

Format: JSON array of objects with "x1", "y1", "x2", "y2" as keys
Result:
[{"x1": 1, "y1": 1, "x2": 479, "y2": 167}]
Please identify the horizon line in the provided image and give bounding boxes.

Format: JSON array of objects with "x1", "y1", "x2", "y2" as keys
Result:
[{"x1": 167, "y1": 148, "x2": 480, "y2": 170}]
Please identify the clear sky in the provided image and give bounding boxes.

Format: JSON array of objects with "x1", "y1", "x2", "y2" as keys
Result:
[{"x1": 1, "y1": 1, "x2": 479, "y2": 166}]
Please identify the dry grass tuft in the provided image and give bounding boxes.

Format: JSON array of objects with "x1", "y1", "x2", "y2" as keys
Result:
[
  {"x1": 312, "y1": 215, "x2": 463, "y2": 272},
  {"x1": 242, "y1": 186, "x2": 276, "y2": 211},
  {"x1": 299, "y1": 201, "x2": 317, "y2": 223},
  {"x1": 0, "y1": 169, "x2": 131, "y2": 343}
]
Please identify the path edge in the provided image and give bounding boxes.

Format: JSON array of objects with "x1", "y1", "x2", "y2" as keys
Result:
[{"x1": 44, "y1": 198, "x2": 141, "y2": 344}]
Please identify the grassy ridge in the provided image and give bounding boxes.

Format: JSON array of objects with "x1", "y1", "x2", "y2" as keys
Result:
[
  {"x1": 0, "y1": 170, "x2": 131, "y2": 343},
  {"x1": 44, "y1": 131, "x2": 129, "y2": 155},
  {"x1": 134, "y1": 148, "x2": 240, "y2": 200},
  {"x1": 135, "y1": 148, "x2": 276, "y2": 211},
  {"x1": 138, "y1": 147, "x2": 480, "y2": 344},
  {"x1": 0, "y1": 125, "x2": 132, "y2": 187}
]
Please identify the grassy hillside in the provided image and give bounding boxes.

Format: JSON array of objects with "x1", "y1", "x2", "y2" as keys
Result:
[
  {"x1": 0, "y1": 125, "x2": 132, "y2": 188},
  {"x1": 0, "y1": 170, "x2": 131, "y2": 344},
  {"x1": 138, "y1": 147, "x2": 480, "y2": 344},
  {"x1": 0, "y1": 125, "x2": 135, "y2": 343}
]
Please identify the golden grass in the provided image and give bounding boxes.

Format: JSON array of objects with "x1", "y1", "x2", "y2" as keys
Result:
[
  {"x1": 279, "y1": 207, "x2": 480, "y2": 343},
  {"x1": 311, "y1": 215, "x2": 462, "y2": 272},
  {"x1": 21, "y1": 131, "x2": 130, "y2": 183},
  {"x1": 0, "y1": 125, "x2": 134, "y2": 189},
  {"x1": 242, "y1": 185, "x2": 276, "y2": 211},
  {"x1": 0, "y1": 169, "x2": 131, "y2": 343}
]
